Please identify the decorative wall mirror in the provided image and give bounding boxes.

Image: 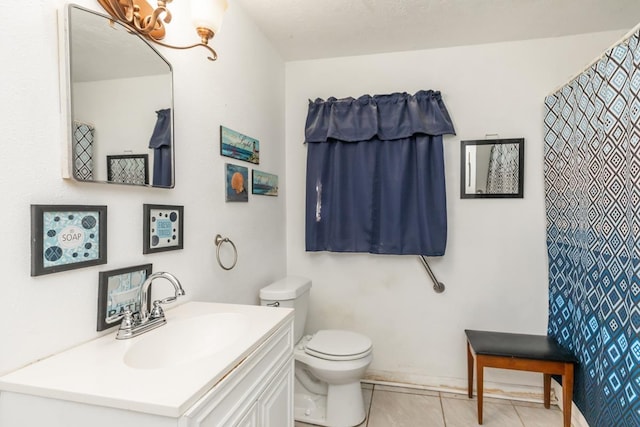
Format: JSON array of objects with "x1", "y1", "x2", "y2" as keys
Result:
[
  {"x1": 60, "y1": 4, "x2": 175, "y2": 188},
  {"x1": 460, "y1": 138, "x2": 524, "y2": 199}
]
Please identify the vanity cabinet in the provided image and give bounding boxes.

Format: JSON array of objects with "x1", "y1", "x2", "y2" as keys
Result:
[
  {"x1": 182, "y1": 322, "x2": 294, "y2": 427},
  {"x1": 0, "y1": 303, "x2": 294, "y2": 427},
  {"x1": 193, "y1": 362, "x2": 292, "y2": 427}
]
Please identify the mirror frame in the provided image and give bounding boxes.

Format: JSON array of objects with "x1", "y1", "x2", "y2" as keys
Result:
[
  {"x1": 460, "y1": 138, "x2": 524, "y2": 199},
  {"x1": 58, "y1": 3, "x2": 175, "y2": 188}
]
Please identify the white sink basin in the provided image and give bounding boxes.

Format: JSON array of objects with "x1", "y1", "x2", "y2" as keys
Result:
[
  {"x1": 124, "y1": 312, "x2": 250, "y2": 369},
  {"x1": 0, "y1": 302, "x2": 294, "y2": 417}
]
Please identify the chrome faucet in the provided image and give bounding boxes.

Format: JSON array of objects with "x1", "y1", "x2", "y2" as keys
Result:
[{"x1": 106, "y1": 272, "x2": 185, "y2": 339}]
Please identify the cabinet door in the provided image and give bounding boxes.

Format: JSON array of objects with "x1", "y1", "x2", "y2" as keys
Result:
[
  {"x1": 179, "y1": 321, "x2": 294, "y2": 427},
  {"x1": 235, "y1": 402, "x2": 258, "y2": 427},
  {"x1": 259, "y1": 360, "x2": 293, "y2": 427}
]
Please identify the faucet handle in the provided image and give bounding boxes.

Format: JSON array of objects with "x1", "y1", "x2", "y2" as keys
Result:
[
  {"x1": 119, "y1": 310, "x2": 135, "y2": 329},
  {"x1": 105, "y1": 309, "x2": 134, "y2": 325},
  {"x1": 149, "y1": 300, "x2": 165, "y2": 319},
  {"x1": 114, "y1": 310, "x2": 138, "y2": 340}
]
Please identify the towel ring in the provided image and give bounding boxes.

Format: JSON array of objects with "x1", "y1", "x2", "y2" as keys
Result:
[{"x1": 215, "y1": 234, "x2": 237, "y2": 270}]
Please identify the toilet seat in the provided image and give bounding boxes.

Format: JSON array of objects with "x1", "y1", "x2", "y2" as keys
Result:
[{"x1": 304, "y1": 330, "x2": 372, "y2": 361}]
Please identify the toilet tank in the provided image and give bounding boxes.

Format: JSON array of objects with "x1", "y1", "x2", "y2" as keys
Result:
[{"x1": 260, "y1": 276, "x2": 312, "y2": 343}]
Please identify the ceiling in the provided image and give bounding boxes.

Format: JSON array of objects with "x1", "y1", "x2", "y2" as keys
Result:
[
  {"x1": 234, "y1": 0, "x2": 640, "y2": 61},
  {"x1": 69, "y1": 5, "x2": 170, "y2": 82}
]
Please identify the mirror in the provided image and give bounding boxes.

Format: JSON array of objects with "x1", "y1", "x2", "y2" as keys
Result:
[
  {"x1": 61, "y1": 4, "x2": 174, "y2": 188},
  {"x1": 460, "y1": 138, "x2": 524, "y2": 199}
]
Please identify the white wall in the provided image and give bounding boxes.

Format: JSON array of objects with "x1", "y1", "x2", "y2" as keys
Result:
[
  {"x1": 285, "y1": 31, "x2": 625, "y2": 395},
  {"x1": 0, "y1": 0, "x2": 286, "y2": 375}
]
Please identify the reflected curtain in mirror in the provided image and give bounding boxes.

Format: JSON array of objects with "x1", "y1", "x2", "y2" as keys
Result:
[
  {"x1": 486, "y1": 143, "x2": 520, "y2": 193},
  {"x1": 460, "y1": 138, "x2": 524, "y2": 198},
  {"x1": 305, "y1": 91, "x2": 456, "y2": 256},
  {"x1": 149, "y1": 108, "x2": 172, "y2": 187}
]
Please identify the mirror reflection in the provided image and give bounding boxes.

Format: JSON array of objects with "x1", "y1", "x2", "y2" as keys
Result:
[
  {"x1": 65, "y1": 4, "x2": 174, "y2": 188},
  {"x1": 460, "y1": 138, "x2": 524, "y2": 199}
]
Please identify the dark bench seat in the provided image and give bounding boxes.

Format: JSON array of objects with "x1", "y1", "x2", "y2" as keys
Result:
[{"x1": 465, "y1": 329, "x2": 578, "y2": 427}]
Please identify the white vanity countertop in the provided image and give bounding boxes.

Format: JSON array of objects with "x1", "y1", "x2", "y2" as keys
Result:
[{"x1": 0, "y1": 301, "x2": 293, "y2": 417}]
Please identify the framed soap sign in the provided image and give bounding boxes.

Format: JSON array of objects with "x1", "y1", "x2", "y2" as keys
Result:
[{"x1": 30, "y1": 204, "x2": 107, "y2": 276}]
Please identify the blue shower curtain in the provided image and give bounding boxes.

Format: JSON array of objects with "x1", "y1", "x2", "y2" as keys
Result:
[
  {"x1": 305, "y1": 90, "x2": 455, "y2": 255},
  {"x1": 486, "y1": 143, "x2": 519, "y2": 194},
  {"x1": 544, "y1": 30, "x2": 640, "y2": 427}
]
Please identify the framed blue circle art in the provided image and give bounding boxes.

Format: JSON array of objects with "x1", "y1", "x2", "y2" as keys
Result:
[
  {"x1": 143, "y1": 204, "x2": 184, "y2": 254},
  {"x1": 30, "y1": 205, "x2": 107, "y2": 276}
]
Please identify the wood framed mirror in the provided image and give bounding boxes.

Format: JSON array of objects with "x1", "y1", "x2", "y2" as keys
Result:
[{"x1": 460, "y1": 138, "x2": 524, "y2": 199}]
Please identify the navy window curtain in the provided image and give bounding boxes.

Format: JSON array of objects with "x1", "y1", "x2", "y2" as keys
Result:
[
  {"x1": 148, "y1": 108, "x2": 172, "y2": 187},
  {"x1": 305, "y1": 90, "x2": 455, "y2": 256}
]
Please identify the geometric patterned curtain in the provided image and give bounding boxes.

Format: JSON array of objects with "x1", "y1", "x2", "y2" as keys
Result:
[
  {"x1": 486, "y1": 143, "x2": 520, "y2": 193},
  {"x1": 72, "y1": 121, "x2": 93, "y2": 180},
  {"x1": 543, "y1": 29, "x2": 640, "y2": 427}
]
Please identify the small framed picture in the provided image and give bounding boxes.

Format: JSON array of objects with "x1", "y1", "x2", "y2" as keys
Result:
[
  {"x1": 107, "y1": 154, "x2": 149, "y2": 185},
  {"x1": 143, "y1": 204, "x2": 184, "y2": 254},
  {"x1": 30, "y1": 205, "x2": 107, "y2": 276},
  {"x1": 97, "y1": 264, "x2": 152, "y2": 331},
  {"x1": 252, "y1": 170, "x2": 279, "y2": 196},
  {"x1": 220, "y1": 126, "x2": 260, "y2": 164},
  {"x1": 225, "y1": 163, "x2": 249, "y2": 202}
]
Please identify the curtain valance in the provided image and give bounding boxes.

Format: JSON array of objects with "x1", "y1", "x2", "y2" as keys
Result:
[{"x1": 305, "y1": 90, "x2": 455, "y2": 143}]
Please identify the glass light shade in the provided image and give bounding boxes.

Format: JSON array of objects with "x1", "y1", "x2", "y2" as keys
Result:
[{"x1": 190, "y1": 0, "x2": 228, "y2": 35}]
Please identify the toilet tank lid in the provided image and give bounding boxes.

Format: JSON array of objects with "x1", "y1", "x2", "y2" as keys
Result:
[{"x1": 260, "y1": 276, "x2": 312, "y2": 300}]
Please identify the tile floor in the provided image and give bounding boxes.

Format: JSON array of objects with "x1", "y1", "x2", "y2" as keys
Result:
[{"x1": 295, "y1": 383, "x2": 568, "y2": 427}]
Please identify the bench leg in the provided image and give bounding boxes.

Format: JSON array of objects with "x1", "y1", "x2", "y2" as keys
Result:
[
  {"x1": 563, "y1": 364, "x2": 574, "y2": 427},
  {"x1": 477, "y1": 358, "x2": 484, "y2": 425},
  {"x1": 467, "y1": 341, "x2": 473, "y2": 398},
  {"x1": 543, "y1": 374, "x2": 551, "y2": 409}
]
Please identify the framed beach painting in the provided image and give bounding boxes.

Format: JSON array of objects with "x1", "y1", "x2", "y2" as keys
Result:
[
  {"x1": 220, "y1": 126, "x2": 259, "y2": 164},
  {"x1": 30, "y1": 204, "x2": 107, "y2": 276},
  {"x1": 225, "y1": 163, "x2": 249, "y2": 202},
  {"x1": 252, "y1": 170, "x2": 278, "y2": 196}
]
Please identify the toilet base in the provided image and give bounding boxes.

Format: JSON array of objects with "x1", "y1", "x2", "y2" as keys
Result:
[
  {"x1": 294, "y1": 390, "x2": 327, "y2": 425},
  {"x1": 294, "y1": 380, "x2": 366, "y2": 427}
]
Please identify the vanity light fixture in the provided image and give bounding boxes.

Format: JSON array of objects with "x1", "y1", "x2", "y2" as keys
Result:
[{"x1": 97, "y1": 0, "x2": 228, "y2": 61}]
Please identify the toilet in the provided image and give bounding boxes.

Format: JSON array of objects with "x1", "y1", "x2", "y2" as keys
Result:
[{"x1": 260, "y1": 276, "x2": 373, "y2": 427}]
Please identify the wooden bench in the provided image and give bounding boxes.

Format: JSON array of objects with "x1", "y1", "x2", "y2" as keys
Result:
[{"x1": 465, "y1": 329, "x2": 577, "y2": 427}]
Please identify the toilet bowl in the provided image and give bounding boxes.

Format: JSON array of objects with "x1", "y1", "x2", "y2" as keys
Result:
[
  {"x1": 260, "y1": 277, "x2": 373, "y2": 427},
  {"x1": 294, "y1": 331, "x2": 373, "y2": 426}
]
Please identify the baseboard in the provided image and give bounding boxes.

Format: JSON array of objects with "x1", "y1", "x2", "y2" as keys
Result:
[
  {"x1": 552, "y1": 380, "x2": 590, "y2": 427},
  {"x1": 364, "y1": 369, "x2": 553, "y2": 404},
  {"x1": 363, "y1": 371, "x2": 590, "y2": 426}
]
